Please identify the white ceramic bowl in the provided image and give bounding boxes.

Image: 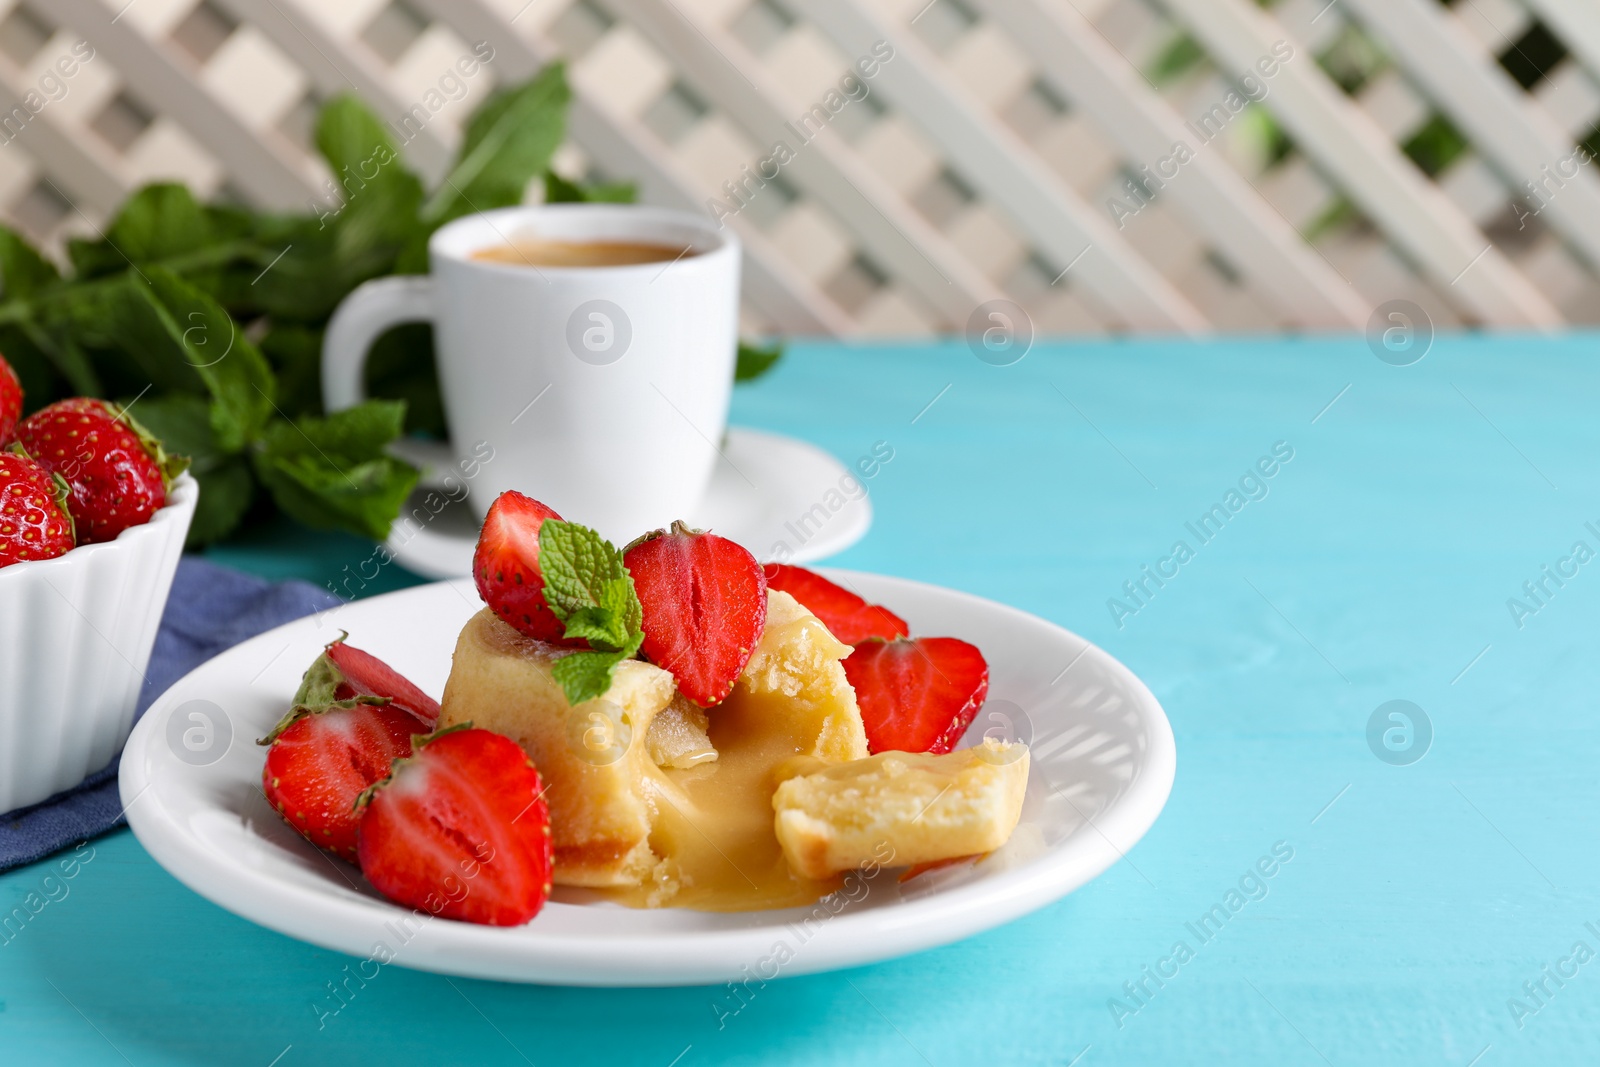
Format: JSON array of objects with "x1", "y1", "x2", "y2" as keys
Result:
[{"x1": 0, "y1": 473, "x2": 196, "y2": 813}]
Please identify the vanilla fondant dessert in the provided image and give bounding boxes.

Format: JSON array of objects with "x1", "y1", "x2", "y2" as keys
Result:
[
  {"x1": 429, "y1": 493, "x2": 1029, "y2": 914},
  {"x1": 257, "y1": 495, "x2": 1033, "y2": 926},
  {"x1": 441, "y1": 589, "x2": 870, "y2": 908}
]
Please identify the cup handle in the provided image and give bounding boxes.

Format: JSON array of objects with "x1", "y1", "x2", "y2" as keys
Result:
[
  {"x1": 322, "y1": 275, "x2": 435, "y2": 412},
  {"x1": 322, "y1": 276, "x2": 459, "y2": 491}
]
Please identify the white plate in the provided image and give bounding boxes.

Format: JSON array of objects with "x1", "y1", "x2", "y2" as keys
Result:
[
  {"x1": 383, "y1": 427, "x2": 871, "y2": 579},
  {"x1": 119, "y1": 572, "x2": 1175, "y2": 987}
]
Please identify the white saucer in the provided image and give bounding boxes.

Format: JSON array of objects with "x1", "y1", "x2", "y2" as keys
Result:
[
  {"x1": 119, "y1": 571, "x2": 1176, "y2": 986},
  {"x1": 383, "y1": 427, "x2": 871, "y2": 579}
]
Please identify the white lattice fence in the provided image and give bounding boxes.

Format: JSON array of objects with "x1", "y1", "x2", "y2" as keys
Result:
[{"x1": 0, "y1": 0, "x2": 1596, "y2": 336}]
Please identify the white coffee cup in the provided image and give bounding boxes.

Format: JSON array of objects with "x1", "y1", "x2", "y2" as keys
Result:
[{"x1": 322, "y1": 204, "x2": 741, "y2": 545}]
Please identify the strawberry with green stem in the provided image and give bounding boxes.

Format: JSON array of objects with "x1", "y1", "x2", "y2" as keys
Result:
[
  {"x1": 259, "y1": 636, "x2": 439, "y2": 861},
  {"x1": 15, "y1": 398, "x2": 187, "y2": 543}
]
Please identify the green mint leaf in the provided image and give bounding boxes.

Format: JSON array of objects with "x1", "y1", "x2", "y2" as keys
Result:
[
  {"x1": 0, "y1": 224, "x2": 60, "y2": 298},
  {"x1": 132, "y1": 394, "x2": 252, "y2": 546},
  {"x1": 552, "y1": 649, "x2": 635, "y2": 707},
  {"x1": 185, "y1": 456, "x2": 254, "y2": 547},
  {"x1": 543, "y1": 170, "x2": 637, "y2": 204},
  {"x1": 0, "y1": 325, "x2": 64, "y2": 404},
  {"x1": 253, "y1": 403, "x2": 420, "y2": 541},
  {"x1": 252, "y1": 448, "x2": 419, "y2": 542},
  {"x1": 560, "y1": 604, "x2": 631, "y2": 650},
  {"x1": 735, "y1": 339, "x2": 783, "y2": 382},
  {"x1": 364, "y1": 321, "x2": 447, "y2": 437},
  {"x1": 66, "y1": 184, "x2": 208, "y2": 280},
  {"x1": 423, "y1": 63, "x2": 569, "y2": 226},
  {"x1": 107, "y1": 183, "x2": 212, "y2": 263},
  {"x1": 579, "y1": 180, "x2": 637, "y2": 203},
  {"x1": 103, "y1": 267, "x2": 276, "y2": 451},
  {"x1": 315, "y1": 95, "x2": 426, "y2": 255},
  {"x1": 600, "y1": 575, "x2": 642, "y2": 639},
  {"x1": 537, "y1": 519, "x2": 628, "y2": 622},
  {"x1": 242, "y1": 217, "x2": 360, "y2": 322},
  {"x1": 536, "y1": 519, "x2": 646, "y2": 702},
  {"x1": 7, "y1": 320, "x2": 100, "y2": 397},
  {"x1": 258, "y1": 324, "x2": 324, "y2": 420},
  {"x1": 541, "y1": 169, "x2": 584, "y2": 204},
  {"x1": 271, "y1": 397, "x2": 407, "y2": 457},
  {"x1": 238, "y1": 97, "x2": 424, "y2": 323}
]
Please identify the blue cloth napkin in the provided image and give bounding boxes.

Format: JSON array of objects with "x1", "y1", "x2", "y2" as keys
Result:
[{"x1": 0, "y1": 556, "x2": 340, "y2": 872}]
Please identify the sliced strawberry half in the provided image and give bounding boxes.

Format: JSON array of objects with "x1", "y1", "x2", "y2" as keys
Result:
[
  {"x1": 842, "y1": 637, "x2": 990, "y2": 754},
  {"x1": 258, "y1": 636, "x2": 441, "y2": 858},
  {"x1": 763, "y1": 563, "x2": 909, "y2": 645},
  {"x1": 474, "y1": 491, "x2": 574, "y2": 644},
  {"x1": 624, "y1": 522, "x2": 767, "y2": 707},
  {"x1": 357, "y1": 727, "x2": 553, "y2": 926},
  {"x1": 261, "y1": 703, "x2": 420, "y2": 861},
  {"x1": 326, "y1": 640, "x2": 440, "y2": 727}
]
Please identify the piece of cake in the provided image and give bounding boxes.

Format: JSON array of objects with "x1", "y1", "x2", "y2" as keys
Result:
[
  {"x1": 438, "y1": 589, "x2": 869, "y2": 906},
  {"x1": 772, "y1": 739, "x2": 1030, "y2": 879},
  {"x1": 439, "y1": 609, "x2": 676, "y2": 886}
]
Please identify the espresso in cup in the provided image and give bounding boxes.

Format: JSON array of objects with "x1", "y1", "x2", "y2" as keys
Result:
[{"x1": 471, "y1": 238, "x2": 698, "y2": 269}]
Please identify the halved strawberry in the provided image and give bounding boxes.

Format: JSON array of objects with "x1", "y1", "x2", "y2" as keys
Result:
[
  {"x1": 261, "y1": 703, "x2": 420, "y2": 861},
  {"x1": 258, "y1": 637, "x2": 440, "y2": 859},
  {"x1": 326, "y1": 641, "x2": 440, "y2": 728},
  {"x1": 357, "y1": 727, "x2": 552, "y2": 926},
  {"x1": 843, "y1": 637, "x2": 990, "y2": 754},
  {"x1": 474, "y1": 491, "x2": 573, "y2": 644},
  {"x1": 624, "y1": 522, "x2": 766, "y2": 707},
  {"x1": 764, "y1": 563, "x2": 909, "y2": 645}
]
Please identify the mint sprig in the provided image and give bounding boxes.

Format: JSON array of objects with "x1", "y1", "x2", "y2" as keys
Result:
[{"x1": 538, "y1": 519, "x2": 645, "y2": 705}]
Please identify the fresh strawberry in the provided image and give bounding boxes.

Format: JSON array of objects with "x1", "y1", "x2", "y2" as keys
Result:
[
  {"x1": 326, "y1": 640, "x2": 440, "y2": 728},
  {"x1": 625, "y1": 522, "x2": 767, "y2": 707},
  {"x1": 262, "y1": 703, "x2": 420, "y2": 861},
  {"x1": 357, "y1": 727, "x2": 552, "y2": 926},
  {"x1": 763, "y1": 563, "x2": 909, "y2": 645},
  {"x1": 0, "y1": 447, "x2": 74, "y2": 568},
  {"x1": 259, "y1": 637, "x2": 439, "y2": 859},
  {"x1": 843, "y1": 637, "x2": 990, "y2": 754},
  {"x1": 0, "y1": 353, "x2": 21, "y2": 443},
  {"x1": 474, "y1": 491, "x2": 575, "y2": 644},
  {"x1": 15, "y1": 398, "x2": 185, "y2": 544}
]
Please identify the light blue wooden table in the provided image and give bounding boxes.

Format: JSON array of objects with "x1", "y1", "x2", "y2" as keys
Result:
[{"x1": 3, "y1": 334, "x2": 1596, "y2": 1065}]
